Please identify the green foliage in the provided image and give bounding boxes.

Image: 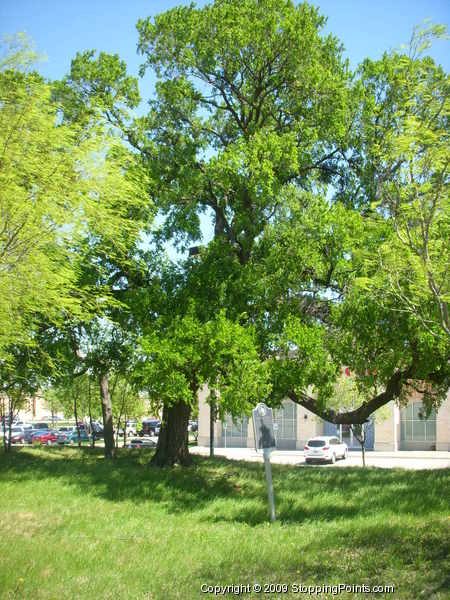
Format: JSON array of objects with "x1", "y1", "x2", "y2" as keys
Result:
[
  {"x1": 0, "y1": 35, "x2": 151, "y2": 360},
  {"x1": 0, "y1": 32, "x2": 43, "y2": 72},
  {"x1": 55, "y1": 49, "x2": 141, "y2": 131},
  {"x1": 355, "y1": 24, "x2": 449, "y2": 339},
  {"x1": 136, "y1": 0, "x2": 353, "y2": 251},
  {"x1": 269, "y1": 316, "x2": 336, "y2": 409},
  {"x1": 109, "y1": 375, "x2": 146, "y2": 423},
  {"x1": 136, "y1": 309, "x2": 269, "y2": 417},
  {"x1": 0, "y1": 344, "x2": 50, "y2": 451},
  {"x1": 2, "y1": 12, "x2": 449, "y2": 434},
  {"x1": 44, "y1": 374, "x2": 102, "y2": 421}
]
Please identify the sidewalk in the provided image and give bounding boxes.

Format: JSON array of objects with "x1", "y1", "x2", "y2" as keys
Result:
[{"x1": 191, "y1": 446, "x2": 450, "y2": 470}]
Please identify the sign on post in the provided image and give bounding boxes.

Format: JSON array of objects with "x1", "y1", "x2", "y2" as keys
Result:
[
  {"x1": 252, "y1": 403, "x2": 276, "y2": 451},
  {"x1": 252, "y1": 403, "x2": 276, "y2": 522}
]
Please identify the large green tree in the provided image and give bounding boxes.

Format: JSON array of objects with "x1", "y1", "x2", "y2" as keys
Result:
[
  {"x1": 136, "y1": 5, "x2": 449, "y2": 429},
  {"x1": 57, "y1": 3, "x2": 449, "y2": 465}
]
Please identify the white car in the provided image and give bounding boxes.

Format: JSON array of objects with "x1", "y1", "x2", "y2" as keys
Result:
[
  {"x1": 125, "y1": 421, "x2": 137, "y2": 436},
  {"x1": 125, "y1": 438, "x2": 156, "y2": 449},
  {"x1": 304, "y1": 436, "x2": 348, "y2": 464}
]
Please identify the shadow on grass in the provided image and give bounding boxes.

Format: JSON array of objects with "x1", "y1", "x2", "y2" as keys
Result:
[
  {"x1": 0, "y1": 447, "x2": 448, "y2": 528},
  {"x1": 196, "y1": 516, "x2": 450, "y2": 598}
]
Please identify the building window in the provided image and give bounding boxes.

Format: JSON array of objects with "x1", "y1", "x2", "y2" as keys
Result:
[
  {"x1": 400, "y1": 403, "x2": 436, "y2": 442},
  {"x1": 223, "y1": 414, "x2": 248, "y2": 438},
  {"x1": 273, "y1": 401, "x2": 297, "y2": 440}
]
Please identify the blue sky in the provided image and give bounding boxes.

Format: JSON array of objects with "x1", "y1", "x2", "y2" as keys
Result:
[
  {"x1": 1, "y1": 0, "x2": 448, "y2": 90},
  {"x1": 2, "y1": 0, "x2": 448, "y2": 256}
]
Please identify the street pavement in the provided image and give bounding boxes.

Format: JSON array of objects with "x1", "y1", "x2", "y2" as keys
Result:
[{"x1": 191, "y1": 446, "x2": 450, "y2": 470}]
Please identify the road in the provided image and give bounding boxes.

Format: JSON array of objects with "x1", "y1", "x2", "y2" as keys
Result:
[{"x1": 191, "y1": 446, "x2": 450, "y2": 470}]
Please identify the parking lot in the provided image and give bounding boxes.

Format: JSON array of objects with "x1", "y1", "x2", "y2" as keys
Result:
[{"x1": 191, "y1": 446, "x2": 450, "y2": 470}]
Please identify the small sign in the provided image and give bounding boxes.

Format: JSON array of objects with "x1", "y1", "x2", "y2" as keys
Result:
[
  {"x1": 252, "y1": 403, "x2": 276, "y2": 451},
  {"x1": 273, "y1": 423, "x2": 279, "y2": 431}
]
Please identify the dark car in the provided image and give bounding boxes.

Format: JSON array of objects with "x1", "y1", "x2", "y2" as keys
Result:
[
  {"x1": 90, "y1": 422, "x2": 104, "y2": 440},
  {"x1": 56, "y1": 429, "x2": 74, "y2": 444},
  {"x1": 139, "y1": 419, "x2": 161, "y2": 437},
  {"x1": 59, "y1": 430, "x2": 90, "y2": 445}
]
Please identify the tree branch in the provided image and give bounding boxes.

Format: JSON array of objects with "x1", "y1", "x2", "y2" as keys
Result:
[{"x1": 287, "y1": 366, "x2": 419, "y2": 424}]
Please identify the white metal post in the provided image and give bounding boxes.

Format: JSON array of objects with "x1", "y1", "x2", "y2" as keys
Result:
[{"x1": 263, "y1": 447, "x2": 276, "y2": 522}]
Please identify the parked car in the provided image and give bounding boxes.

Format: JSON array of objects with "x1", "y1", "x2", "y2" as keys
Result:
[
  {"x1": 89, "y1": 422, "x2": 104, "y2": 440},
  {"x1": 13, "y1": 421, "x2": 33, "y2": 429},
  {"x1": 33, "y1": 422, "x2": 50, "y2": 430},
  {"x1": 8, "y1": 426, "x2": 26, "y2": 434},
  {"x1": 58, "y1": 430, "x2": 90, "y2": 445},
  {"x1": 31, "y1": 430, "x2": 59, "y2": 446},
  {"x1": 56, "y1": 430, "x2": 72, "y2": 444},
  {"x1": 24, "y1": 428, "x2": 49, "y2": 444},
  {"x1": 124, "y1": 421, "x2": 137, "y2": 436},
  {"x1": 139, "y1": 419, "x2": 161, "y2": 437},
  {"x1": 125, "y1": 438, "x2": 156, "y2": 449},
  {"x1": 304, "y1": 436, "x2": 348, "y2": 464},
  {"x1": 9, "y1": 427, "x2": 27, "y2": 444}
]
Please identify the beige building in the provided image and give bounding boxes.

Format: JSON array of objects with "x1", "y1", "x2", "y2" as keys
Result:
[
  {"x1": 198, "y1": 386, "x2": 450, "y2": 452},
  {"x1": 1, "y1": 394, "x2": 54, "y2": 422}
]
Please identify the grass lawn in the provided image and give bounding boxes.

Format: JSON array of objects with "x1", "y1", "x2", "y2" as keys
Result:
[{"x1": 0, "y1": 448, "x2": 449, "y2": 600}]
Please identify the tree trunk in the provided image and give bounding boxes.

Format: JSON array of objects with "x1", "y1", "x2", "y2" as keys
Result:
[
  {"x1": 74, "y1": 396, "x2": 81, "y2": 448},
  {"x1": 360, "y1": 424, "x2": 366, "y2": 467},
  {"x1": 115, "y1": 387, "x2": 126, "y2": 449},
  {"x1": 352, "y1": 424, "x2": 366, "y2": 467},
  {"x1": 6, "y1": 397, "x2": 13, "y2": 452},
  {"x1": 99, "y1": 373, "x2": 115, "y2": 459},
  {"x1": 150, "y1": 401, "x2": 191, "y2": 467},
  {"x1": 2, "y1": 402, "x2": 7, "y2": 453},
  {"x1": 209, "y1": 396, "x2": 215, "y2": 458},
  {"x1": 88, "y1": 377, "x2": 95, "y2": 448}
]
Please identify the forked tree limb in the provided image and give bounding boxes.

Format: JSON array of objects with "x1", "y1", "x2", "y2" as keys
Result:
[{"x1": 287, "y1": 364, "x2": 447, "y2": 424}]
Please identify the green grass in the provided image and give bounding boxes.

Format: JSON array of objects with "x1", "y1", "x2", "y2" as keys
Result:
[{"x1": 0, "y1": 448, "x2": 449, "y2": 600}]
